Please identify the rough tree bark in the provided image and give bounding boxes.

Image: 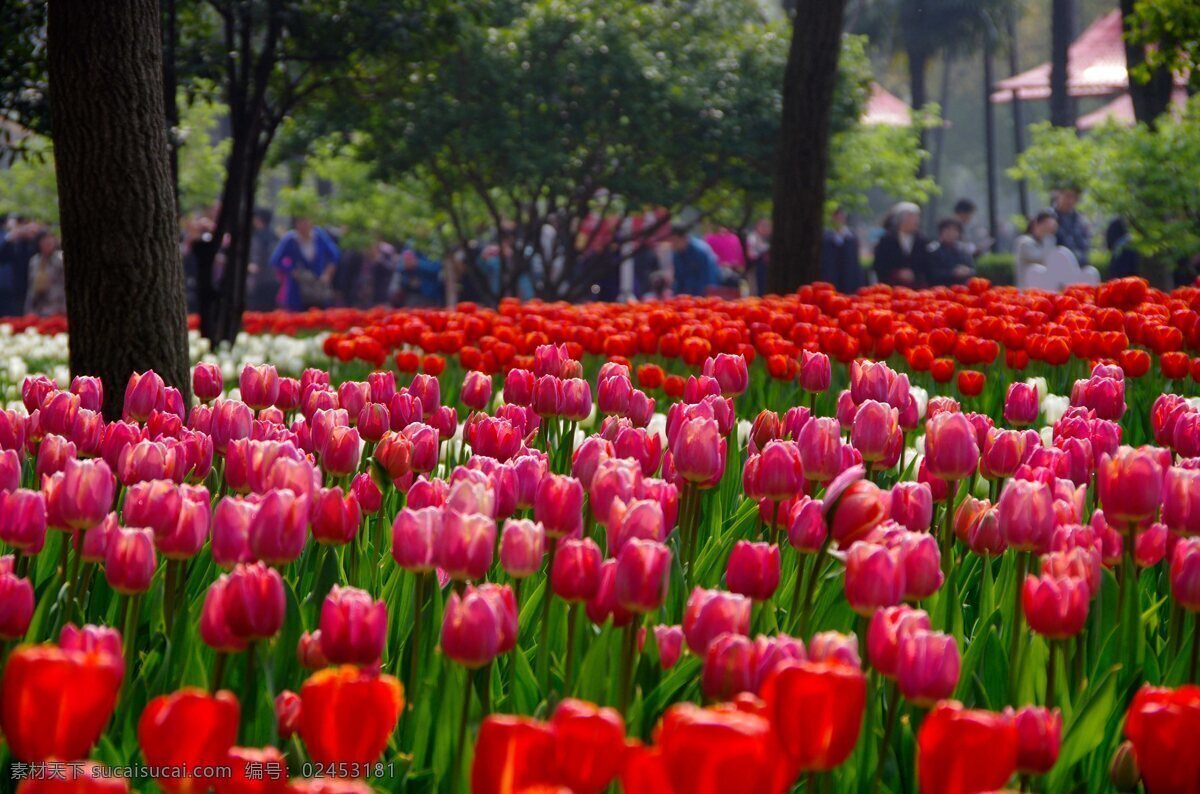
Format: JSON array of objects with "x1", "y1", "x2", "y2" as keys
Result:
[
  {"x1": 767, "y1": 0, "x2": 848, "y2": 295},
  {"x1": 46, "y1": 0, "x2": 192, "y2": 419},
  {"x1": 1049, "y1": 0, "x2": 1075, "y2": 127},
  {"x1": 1119, "y1": 0, "x2": 1174, "y2": 127},
  {"x1": 907, "y1": 48, "x2": 931, "y2": 176}
]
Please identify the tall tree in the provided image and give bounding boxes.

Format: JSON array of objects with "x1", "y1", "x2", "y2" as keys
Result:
[
  {"x1": 46, "y1": 0, "x2": 191, "y2": 417},
  {"x1": 1049, "y1": 0, "x2": 1075, "y2": 127},
  {"x1": 1123, "y1": 0, "x2": 1184, "y2": 126},
  {"x1": 767, "y1": 0, "x2": 848, "y2": 294},
  {"x1": 181, "y1": 0, "x2": 453, "y2": 344}
]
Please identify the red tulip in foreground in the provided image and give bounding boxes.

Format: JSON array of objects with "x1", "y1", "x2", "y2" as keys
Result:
[
  {"x1": 138, "y1": 689, "x2": 240, "y2": 792},
  {"x1": 1123, "y1": 685, "x2": 1200, "y2": 794},
  {"x1": 917, "y1": 701, "x2": 1018, "y2": 794},
  {"x1": 299, "y1": 666, "x2": 404, "y2": 767}
]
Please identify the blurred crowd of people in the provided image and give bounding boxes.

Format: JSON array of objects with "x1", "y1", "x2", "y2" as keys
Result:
[
  {"x1": 6, "y1": 187, "x2": 1188, "y2": 319},
  {"x1": 0, "y1": 217, "x2": 65, "y2": 317}
]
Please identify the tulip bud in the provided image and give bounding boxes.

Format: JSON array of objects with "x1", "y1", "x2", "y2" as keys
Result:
[
  {"x1": 1011, "y1": 705, "x2": 1062, "y2": 775},
  {"x1": 199, "y1": 575, "x2": 246, "y2": 653},
  {"x1": 499, "y1": 519, "x2": 544, "y2": 579},
  {"x1": 441, "y1": 586, "x2": 504, "y2": 668},
  {"x1": 614, "y1": 539, "x2": 671, "y2": 613},
  {"x1": 391, "y1": 506, "x2": 441, "y2": 573},
  {"x1": 311, "y1": 487, "x2": 361, "y2": 546},
  {"x1": 897, "y1": 629, "x2": 959, "y2": 707},
  {"x1": 1109, "y1": 740, "x2": 1140, "y2": 793},
  {"x1": 438, "y1": 510, "x2": 496, "y2": 581},
  {"x1": 844, "y1": 541, "x2": 905, "y2": 616},
  {"x1": 460, "y1": 371, "x2": 493, "y2": 412},
  {"x1": 0, "y1": 572, "x2": 34, "y2": 640},
  {"x1": 725, "y1": 541, "x2": 781, "y2": 602},
  {"x1": 275, "y1": 691, "x2": 302, "y2": 741},
  {"x1": 799, "y1": 350, "x2": 831, "y2": 393},
  {"x1": 297, "y1": 630, "x2": 329, "y2": 670},
  {"x1": 889, "y1": 481, "x2": 932, "y2": 532},
  {"x1": 104, "y1": 526, "x2": 156, "y2": 594},
  {"x1": 319, "y1": 586, "x2": 387, "y2": 667},
  {"x1": 0, "y1": 489, "x2": 47, "y2": 554},
  {"x1": 248, "y1": 489, "x2": 309, "y2": 565},
  {"x1": 1022, "y1": 574, "x2": 1090, "y2": 639},
  {"x1": 1004, "y1": 382, "x2": 1039, "y2": 427},
  {"x1": 702, "y1": 633, "x2": 756, "y2": 701},
  {"x1": 551, "y1": 537, "x2": 603, "y2": 603},
  {"x1": 653, "y1": 624, "x2": 685, "y2": 670},
  {"x1": 124, "y1": 370, "x2": 164, "y2": 422},
  {"x1": 191, "y1": 362, "x2": 223, "y2": 403},
  {"x1": 223, "y1": 561, "x2": 286, "y2": 641},
  {"x1": 867, "y1": 604, "x2": 931, "y2": 679}
]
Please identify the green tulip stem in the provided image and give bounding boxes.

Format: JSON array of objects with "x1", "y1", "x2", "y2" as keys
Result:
[
  {"x1": 121, "y1": 593, "x2": 141, "y2": 692},
  {"x1": 537, "y1": 540, "x2": 559, "y2": 696},
  {"x1": 797, "y1": 538, "x2": 832, "y2": 638},
  {"x1": 1190, "y1": 615, "x2": 1199, "y2": 685},
  {"x1": 869, "y1": 682, "x2": 902, "y2": 794},
  {"x1": 406, "y1": 572, "x2": 429, "y2": 701},
  {"x1": 1045, "y1": 640, "x2": 1058, "y2": 710},
  {"x1": 452, "y1": 667, "x2": 473, "y2": 794},
  {"x1": 211, "y1": 651, "x2": 228, "y2": 693}
]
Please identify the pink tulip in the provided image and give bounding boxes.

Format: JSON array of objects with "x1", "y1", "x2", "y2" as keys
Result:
[
  {"x1": 924, "y1": 412, "x2": 979, "y2": 483},
  {"x1": 441, "y1": 586, "x2": 504, "y2": 668},
  {"x1": 124, "y1": 370, "x2": 164, "y2": 422},
  {"x1": 590, "y1": 457, "x2": 642, "y2": 524},
  {"x1": 22, "y1": 374, "x2": 57, "y2": 414},
  {"x1": 752, "y1": 634, "x2": 807, "y2": 693},
  {"x1": 211, "y1": 398, "x2": 253, "y2": 455},
  {"x1": 408, "y1": 373, "x2": 441, "y2": 416},
  {"x1": 670, "y1": 417, "x2": 726, "y2": 488},
  {"x1": 1022, "y1": 574, "x2": 1090, "y2": 639},
  {"x1": 319, "y1": 585, "x2": 387, "y2": 667},
  {"x1": 311, "y1": 487, "x2": 361, "y2": 546},
  {"x1": 192, "y1": 363, "x2": 223, "y2": 403},
  {"x1": 60, "y1": 623, "x2": 124, "y2": 675},
  {"x1": 1170, "y1": 538, "x2": 1200, "y2": 611},
  {"x1": 799, "y1": 350, "x2": 831, "y2": 393},
  {"x1": 551, "y1": 537, "x2": 603, "y2": 602},
  {"x1": 438, "y1": 510, "x2": 496, "y2": 581},
  {"x1": 797, "y1": 417, "x2": 842, "y2": 484},
  {"x1": 897, "y1": 630, "x2": 960, "y2": 707},
  {"x1": 459, "y1": 370, "x2": 492, "y2": 412},
  {"x1": 787, "y1": 496, "x2": 828, "y2": 553},
  {"x1": 683, "y1": 587, "x2": 751, "y2": 654},
  {"x1": 598, "y1": 374, "x2": 633, "y2": 416},
  {"x1": 807, "y1": 631, "x2": 862, "y2": 668},
  {"x1": 0, "y1": 489, "x2": 46, "y2": 553},
  {"x1": 1097, "y1": 446, "x2": 1166, "y2": 526},
  {"x1": 844, "y1": 541, "x2": 905, "y2": 616},
  {"x1": 587, "y1": 559, "x2": 634, "y2": 628},
  {"x1": 392, "y1": 507, "x2": 442, "y2": 573},
  {"x1": 57, "y1": 457, "x2": 115, "y2": 530},
  {"x1": 867, "y1": 604, "x2": 931, "y2": 679},
  {"x1": 389, "y1": 391, "x2": 424, "y2": 430},
  {"x1": 611, "y1": 425, "x2": 663, "y2": 478},
  {"x1": 223, "y1": 561, "x2": 286, "y2": 641},
  {"x1": 851, "y1": 400, "x2": 900, "y2": 465},
  {"x1": 467, "y1": 416, "x2": 521, "y2": 462},
  {"x1": 1010, "y1": 706, "x2": 1062, "y2": 775},
  {"x1": 248, "y1": 489, "x2": 309, "y2": 565},
  {"x1": 702, "y1": 354, "x2": 749, "y2": 397},
  {"x1": 701, "y1": 633, "x2": 756, "y2": 701},
  {"x1": 725, "y1": 541, "x2": 781, "y2": 602},
  {"x1": 200, "y1": 576, "x2": 247, "y2": 653},
  {"x1": 351, "y1": 472, "x2": 382, "y2": 515},
  {"x1": 1003, "y1": 382, "x2": 1039, "y2": 427},
  {"x1": 998, "y1": 478, "x2": 1056, "y2": 553},
  {"x1": 534, "y1": 473, "x2": 585, "y2": 538},
  {"x1": 366, "y1": 371, "x2": 395, "y2": 405},
  {"x1": 503, "y1": 368, "x2": 535, "y2": 406},
  {"x1": 212, "y1": 496, "x2": 257, "y2": 568},
  {"x1": 156, "y1": 489, "x2": 210, "y2": 560},
  {"x1": 606, "y1": 498, "x2": 665, "y2": 556},
  {"x1": 889, "y1": 481, "x2": 933, "y2": 532},
  {"x1": 1162, "y1": 466, "x2": 1200, "y2": 536},
  {"x1": 614, "y1": 539, "x2": 671, "y2": 613},
  {"x1": 898, "y1": 532, "x2": 943, "y2": 601},
  {"x1": 499, "y1": 518, "x2": 544, "y2": 578},
  {"x1": 0, "y1": 571, "x2": 33, "y2": 640},
  {"x1": 407, "y1": 475, "x2": 448, "y2": 509},
  {"x1": 36, "y1": 434, "x2": 76, "y2": 480},
  {"x1": 104, "y1": 526, "x2": 156, "y2": 594},
  {"x1": 981, "y1": 428, "x2": 1027, "y2": 481},
  {"x1": 240, "y1": 364, "x2": 281, "y2": 410}
]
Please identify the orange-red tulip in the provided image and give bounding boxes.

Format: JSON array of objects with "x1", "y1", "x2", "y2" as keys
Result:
[{"x1": 299, "y1": 666, "x2": 404, "y2": 768}]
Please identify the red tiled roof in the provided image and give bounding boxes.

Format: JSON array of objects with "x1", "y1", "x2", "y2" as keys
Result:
[
  {"x1": 992, "y1": 10, "x2": 1130, "y2": 102},
  {"x1": 1076, "y1": 88, "x2": 1189, "y2": 129},
  {"x1": 863, "y1": 83, "x2": 912, "y2": 127}
]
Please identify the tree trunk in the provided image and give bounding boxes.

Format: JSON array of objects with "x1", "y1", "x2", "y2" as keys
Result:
[
  {"x1": 162, "y1": 0, "x2": 179, "y2": 213},
  {"x1": 908, "y1": 48, "x2": 931, "y2": 176},
  {"x1": 983, "y1": 33, "x2": 999, "y2": 243},
  {"x1": 924, "y1": 54, "x2": 954, "y2": 229},
  {"x1": 767, "y1": 0, "x2": 848, "y2": 295},
  {"x1": 1007, "y1": 6, "x2": 1030, "y2": 218},
  {"x1": 46, "y1": 0, "x2": 192, "y2": 419},
  {"x1": 1049, "y1": 0, "x2": 1075, "y2": 127},
  {"x1": 1120, "y1": 0, "x2": 1174, "y2": 126}
]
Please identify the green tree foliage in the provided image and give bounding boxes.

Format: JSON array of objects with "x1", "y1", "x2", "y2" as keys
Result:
[
  {"x1": 1128, "y1": 0, "x2": 1200, "y2": 93},
  {"x1": 0, "y1": 0, "x2": 49, "y2": 146},
  {"x1": 0, "y1": 91, "x2": 232, "y2": 225},
  {"x1": 359, "y1": 0, "x2": 931, "y2": 300},
  {"x1": 1012, "y1": 98, "x2": 1200, "y2": 263}
]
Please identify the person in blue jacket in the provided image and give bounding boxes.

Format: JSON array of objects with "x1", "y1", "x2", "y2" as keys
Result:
[
  {"x1": 668, "y1": 224, "x2": 721, "y2": 296},
  {"x1": 269, "y1": 217, "x2": 340, "y2": 310}
]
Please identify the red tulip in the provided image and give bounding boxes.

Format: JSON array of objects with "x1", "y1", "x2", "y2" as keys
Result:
[
  {"x1": 218, "y1": 746, "x2": 289, "y2": 794},
  {"x1": 614, "y1": 539, "x2": 671, "y2": 613},
  {"x1": 549, "y1": 699, "x2": 627, "y2": 793},
  {"x1": 725, "y1": 541, "x2": 781, "y2": 602},
  {"x1": 759, "y1": 659, "x2": 866, "y2": 774},
  {"x1": 471, "y1": 716, "x2": 558, "y2": 794},
  {"x1": 917, "y1": 702, "x2": 1018, "y2": 794},
  {"x1": 299, "y1": 666, "x2": 404, "y2": 767},
  {"x1": 139, "y1": 688, "x2": 240, "y2": 792},
  {"x1": 0, "y1": 571, "x2": 33, "y2": 640},
  {"x1": 16, "y1": 761, "x2": 129, "y2": 793},
  {"x1": 1123, "y1": 685, "x2": 1200, "y2": 794},
  {"x1": 551, "y1": 537, "x2": 603, "y2": 602},
  {"x1": 534, "y1": 473, "x2": 585, "y2": 538},
  {"x1": 646, "y1": 703, "x2": 789, "y2": 794},
  {"x1": 1, "y1": 644, "x2": 123, "y2": 760},
  {"x1": 223, "y1": 561, "x2": 286, "y2": 641}
]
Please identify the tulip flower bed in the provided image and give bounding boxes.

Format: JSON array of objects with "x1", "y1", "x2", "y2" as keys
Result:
[{"x1": 1, "y1": 277, "x2": 1200, "y2": 793}]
